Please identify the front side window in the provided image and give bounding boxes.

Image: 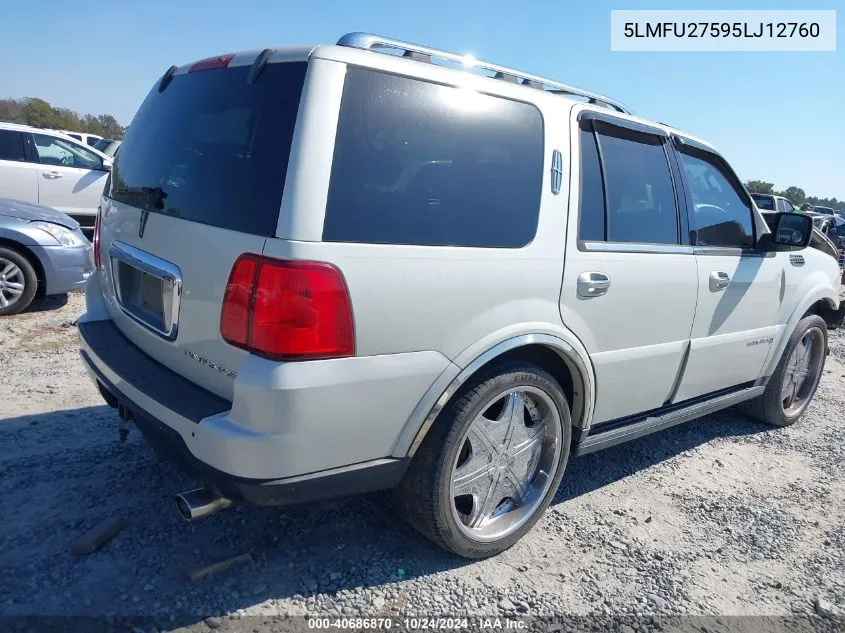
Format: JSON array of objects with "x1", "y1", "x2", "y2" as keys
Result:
[
  {"x1": 323, "y1": 68, "x2": 544, "y2": 248},
  {"x1": 0, "y1": 130, "x2": 25, "y2": 162},
  {"x1": 32, "y1": 133, "x2": 103, "y2": 170},
  {"x1": 678, "y1": 150, "x2": 754, "y2": 248},
  {"x1": 594, "y1": 125, "x2": 678, "y2": 244}
]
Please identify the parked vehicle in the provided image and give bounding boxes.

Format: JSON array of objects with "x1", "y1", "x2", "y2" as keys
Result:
[
  {"x1": 78, "y1": 33, "x2": 844, "y2": 558},
  {"x1": 750, "y1": 193, "x2": 800, "y2": 213},
  {"x1": 59, "y1": 131, "x2": 103, "y2": 148},
  {"x1": 0, "y1": 122, "x2": 112, "y2": 229},
  {"x1": 93, "y1": 138, "x2": 121, "y2": 157},
  {"x1": 812, "y1": 205, "x2": 836, "y2": 216},
  {"x1": 0, "y1": 197, "x2": 92, "y2": 315},
  {"x1": 812, "y1": 214, "x2": 845, "y2": 279}
]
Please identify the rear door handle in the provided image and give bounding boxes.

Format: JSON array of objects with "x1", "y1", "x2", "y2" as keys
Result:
[
  {"x1": 43, "y1": 171, "x2": 63, "y2": 179},
  {"x1": 709, "y1": 271, "x2": 731, "y2": 291},
  {"x1": 577, "y1": 272, "x2": 611, "y2": 298}
]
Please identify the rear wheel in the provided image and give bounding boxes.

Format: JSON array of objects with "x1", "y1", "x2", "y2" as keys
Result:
[
  {"x1": 0, "y1": 247, "x2": 38, "y2": 316},
  {"x1": 397, "y1": 363, "x2": 570, "y2": 558},
  {"x1": 740, "y1": 314, "x2": 827, "y2": 427}
]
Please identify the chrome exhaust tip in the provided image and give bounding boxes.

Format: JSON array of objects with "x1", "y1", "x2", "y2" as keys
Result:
[{"x1": 175, "y1": 487, "x2": 232, "y2": 521}]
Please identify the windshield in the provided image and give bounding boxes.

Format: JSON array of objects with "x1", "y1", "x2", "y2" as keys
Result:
[{"x1": 109, "y1": 61, "x2": 307, "y2": 236}]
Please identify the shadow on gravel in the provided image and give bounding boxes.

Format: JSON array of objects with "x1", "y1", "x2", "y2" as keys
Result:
[
  {"x1": 556, "y1": 409, "x2": 770, "y2": 503},
  {"x1": 0, "y1": 402, "x2": 768, "y2": 623},
  {"x1": 23, "y1": 293, "x2": 70, "y2": 314}
]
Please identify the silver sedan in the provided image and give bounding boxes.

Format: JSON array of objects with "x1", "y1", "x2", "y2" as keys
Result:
[{"x1": 0, "y1": 198, "x2": 93, "y2": 315}]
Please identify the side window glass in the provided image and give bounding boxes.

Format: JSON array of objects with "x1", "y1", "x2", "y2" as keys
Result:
[
  {"x1": 776, "y1": 198, "x2": 788, "y2": 213},
  {"x1": 323, "y1": 69, "x2": 544, "y2": 248},
  {"x1": 32, "y1": 134, "x2": 103, "y2": 170},
  {"x1": 0, "y1": 130, "x2": 25, "y2": 162},
  {"x1": 578, "y1": 125, "x2": 605, "y2": 241},
  {"x1": 595, "y1": 125, "x2": 678, "y2": 244},
  {"x1": 678, "y1": 150, "x2": 754, "y2": 248}
]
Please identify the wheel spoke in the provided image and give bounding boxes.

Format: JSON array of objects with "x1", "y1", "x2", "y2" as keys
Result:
[
  {"x1": 451, "y1": 455, "x2": 494, "y2": 497},
  {"x1": 469, "y1": 474, "x2": 505, "y2": 528},
  {"x1": 1, "y1": 262, "x2": 16, "y2": 276},
  {"x1": 0, "y1": 292, "x2": 7, "y2": 308},
  {"x1": 4, "y1": 286, "x2": 23, "y2": 297}
]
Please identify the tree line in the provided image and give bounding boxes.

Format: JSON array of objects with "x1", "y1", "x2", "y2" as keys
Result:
[
  {"x1": 745, "y1": 180, "x2": 843, "y2": 211},
  {"x1": 0, "y1": 97, "x2": 124, "y2": 140}
]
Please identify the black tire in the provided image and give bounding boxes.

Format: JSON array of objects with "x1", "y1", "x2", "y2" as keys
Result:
[
  {"x1": 397, "y1": 362, "x2": 571, "y2": 558},
  {"x1": 0, "y1": 246, "x2": 38, "y2": 316},
  {"x1": 739, "y1": 314, "x2": 828, "y2": 427}
]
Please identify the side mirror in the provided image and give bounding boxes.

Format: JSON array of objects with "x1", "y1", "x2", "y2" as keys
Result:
[
  {"x1": 762, "y1": 212, "x2": 812, "y2": 251},
  {"x1": 101, "y1": 161, "x2": 112, "y2": 172}
]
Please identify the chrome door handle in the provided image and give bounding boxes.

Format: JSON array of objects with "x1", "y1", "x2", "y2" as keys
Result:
[
  {"x1": 577, "y1": 272, "x2": 611, "y2": 298},
  {"x1": 709, "y1": 271, "x2": 731, "y2": 291},
  {"x1": 43, "y1": 171, "x2": 63, "y2": 179}
]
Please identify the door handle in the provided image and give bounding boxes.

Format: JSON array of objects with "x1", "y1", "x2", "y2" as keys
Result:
[
  {"x1": 709, "y1": 271, "x2": 731, "y2": 291},
  {"x1": 42, "y1": 171, "x2": 63, "y2": 179},
  {"x1": 577, "y1": 272, "x2": 611, "y2": 298}
]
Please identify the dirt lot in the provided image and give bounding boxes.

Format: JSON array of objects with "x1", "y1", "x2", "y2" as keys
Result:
[{"x1": 1, "y1": 292, "x2": 843, "y2": 631}]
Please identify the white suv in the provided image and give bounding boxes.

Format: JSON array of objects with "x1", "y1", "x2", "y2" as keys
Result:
[
  {"x1": 0, "y1": 123, "x2": 112, "y2": 228},
  {"x1": 78, "y1": 34, "x2": 844, "y2": 558}
]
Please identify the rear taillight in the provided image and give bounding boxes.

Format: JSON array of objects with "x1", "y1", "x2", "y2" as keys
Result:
[
  {"x1": 220, "y1": 255, "x2": 355, "y2": 361},
  {"x1": 93, "y1": 206, "x2": 102, "y2": 269}
]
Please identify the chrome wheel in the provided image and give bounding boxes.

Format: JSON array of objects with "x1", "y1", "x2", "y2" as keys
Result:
[
  {"x1": 0, "y1": 258, "x2": 26, "y2": 310},
  {"x1": 449, "y1": 386, "x2": 562, "y2": 542},
  {"x1": 781, "y1": 326, "x2": 825, "y2": 417}
]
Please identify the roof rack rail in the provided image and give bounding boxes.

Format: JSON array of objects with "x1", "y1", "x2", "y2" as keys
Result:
[{"x1": 336, "y1": 32, "x2": 632, "y2": 115}]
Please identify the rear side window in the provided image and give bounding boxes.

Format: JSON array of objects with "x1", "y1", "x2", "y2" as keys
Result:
[
  {"x1": 678, "y1": 150, "x2": 754, "y2": 248},
  {"x1": 579, "y1": 121, "x2": 678, "y2": 245},
  {"x1": 323, "y1": 68, "x2": 544, "y2": 247},
  {"x1": 0, "y1": 130, "x2": 25, "y2": 161},
  {"x1": 578, "y1": 126, "x2": 605, "y2": 241},
  {"x1": 110, "y1": 62, "x2": 307, "y2": 236}
]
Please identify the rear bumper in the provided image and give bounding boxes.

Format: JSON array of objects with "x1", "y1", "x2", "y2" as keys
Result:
[{"x1": 78, "y1": 319, "x2": 409, "y2": 506}]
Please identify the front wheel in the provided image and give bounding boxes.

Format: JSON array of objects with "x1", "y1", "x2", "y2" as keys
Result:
[
  {"x1": 397, "y1": 363, "x2": 571, "y2": 558},
  {"x1": 740, "y1": 314, "x2": 828, "y2": 427},
  {"x1": 0, "y1": 247, "x2": 38, "y2": 316}
]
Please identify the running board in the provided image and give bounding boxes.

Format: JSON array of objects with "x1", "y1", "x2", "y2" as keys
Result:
[{"x1": 572, "y1": 385, "x2": 765, "y2": 456}]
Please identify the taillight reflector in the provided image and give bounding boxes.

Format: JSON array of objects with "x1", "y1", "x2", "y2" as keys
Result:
[
  {"x1": 220, "y1": 255, "x2": 354, "y2": 361},
  {"x1": 93, "y1": 206, "x2": 102, "y2": 269},
  {"x1": 189, "y1": 54, "x2": 235, "y2": 73}
]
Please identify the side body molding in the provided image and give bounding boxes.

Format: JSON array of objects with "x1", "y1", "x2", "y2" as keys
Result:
[{"x1": 392, "y1": 333, "x2": 596, "y2": 458}]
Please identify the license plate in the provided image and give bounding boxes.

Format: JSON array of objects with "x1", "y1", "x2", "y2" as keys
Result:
[{"x1": 110, "y1": 242, "x2": 182, "y2": 340}]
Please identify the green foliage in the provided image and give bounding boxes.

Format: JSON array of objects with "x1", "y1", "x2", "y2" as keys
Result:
[
  {"x1": 745, "y1": 180, "x2": 775, "y2": 194},
  {"x1": 745, "y1": 180, "x2": 844, "y2": 211},
  {"x1": 0, "y1": 97, "x2": 124, "y2": 139}
]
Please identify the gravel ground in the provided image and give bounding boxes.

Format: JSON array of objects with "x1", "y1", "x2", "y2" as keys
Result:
[{"x1": 1, "y1": 291, "x2": 844, "y2": 632}]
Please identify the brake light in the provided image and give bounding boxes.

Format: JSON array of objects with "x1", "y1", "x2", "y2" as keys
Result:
[
  {"x1": 189, "y1": 54, "x2": 235, "y2": 73},
  {"x1": 220, "y1": 255, "x2": 355, "y2": 361},
  {"x1": 93, "y1": 206, "x2": 102, "y2": 270}
]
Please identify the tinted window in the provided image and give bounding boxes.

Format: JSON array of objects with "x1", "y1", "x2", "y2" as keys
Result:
[
  {"x1": 67, "y1": 133, "x2": 82, "y2": 141},
  {"x1": 0, "y1": 130, "x2": 25, "y2": 161},
  {"x1": 679, "y1": 150, "x2": 754, "y2": 248},
  {"x1": 86, "y1": 137, "x2": 99, "y2": 147},
  {"x1": 578, "y1": 126, "x2": 605, "y2": 241},
  {"x1": 323, "y1": 69, "x2": 544, "y2": 247},
  {"x1": 110, "y1": 62, "x2": 307, "y2": 236},
  {"x1": 595, "y1": 126, "x2": 678, "y2": 244},
  {"x1": 32, "y1": 133, "x2": 103, "y2": 170},
  {"x1": 751, "y1": 194, "x2": 775, "y2": 211}
]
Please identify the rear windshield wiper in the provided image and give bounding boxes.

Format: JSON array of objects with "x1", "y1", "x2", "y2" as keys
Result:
[{"x1": 112, "y1": 186, "x2": 167, "y2": 210}]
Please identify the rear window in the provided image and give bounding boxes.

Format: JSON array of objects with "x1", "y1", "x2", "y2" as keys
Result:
[
  {"x1": 109, "y1": 62, "x2": 307, "y2": 236},
  {"x1": 323, "y1": 68, "x2": 544, "y2": 248},
  {"x1": 751, "y1": 194, "x2": 775, "y2": 210}
]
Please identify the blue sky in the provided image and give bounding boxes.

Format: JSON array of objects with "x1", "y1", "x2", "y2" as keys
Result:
[{"x1": 1, "y1": 0, "x2": 842, "y2": 197}]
